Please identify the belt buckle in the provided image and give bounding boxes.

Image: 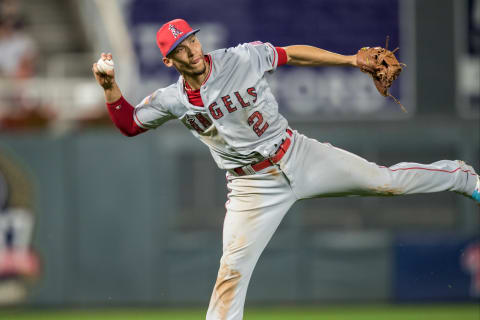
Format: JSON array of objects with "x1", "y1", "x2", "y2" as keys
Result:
[{"x1": 242, "y1": 164, "x2": 256, "y2": 175}]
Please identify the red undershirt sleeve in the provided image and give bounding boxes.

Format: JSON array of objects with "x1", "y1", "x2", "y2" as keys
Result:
[
  {"x1": 275, "y1": 47, "x2": 288, "y2": 67},
  {"x1": 106, "y1": 96, "x2": 147, "y2": 137}
]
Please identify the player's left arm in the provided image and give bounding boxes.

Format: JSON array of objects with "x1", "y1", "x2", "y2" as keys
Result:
[{"x1": 283, "y1": 45, "x2": 357, "y2": 67}]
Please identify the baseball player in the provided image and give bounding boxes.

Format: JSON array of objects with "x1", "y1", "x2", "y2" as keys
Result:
[{"x1": 92, "y1": 18, "x2": 480, "y2": 320}]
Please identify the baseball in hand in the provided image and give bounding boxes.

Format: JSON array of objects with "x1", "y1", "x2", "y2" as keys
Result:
[{"x1": 96, "y1": 58, "x2": 114, "y2": 73}]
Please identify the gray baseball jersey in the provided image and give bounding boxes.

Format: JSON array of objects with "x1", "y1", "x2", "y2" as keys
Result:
[{"x1": 133, "y1": 42, "x2": 288, "y2": 169}]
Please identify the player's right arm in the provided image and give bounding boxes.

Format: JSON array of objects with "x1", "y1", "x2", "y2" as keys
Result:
[
  {"x1": 92, "y1": 53, "x2": 146, "y2": 137},
  {"x1": 92, "y1": 53, "x2": 122, "y2": 103}
]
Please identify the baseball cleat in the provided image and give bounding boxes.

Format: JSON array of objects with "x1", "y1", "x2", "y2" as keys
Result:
[
  {"x1": 456, "y1": 160, "x2": 480, "y2": 206},
  {"x1": 472, "y1": 175, "x2": 480, "y2": 205}
]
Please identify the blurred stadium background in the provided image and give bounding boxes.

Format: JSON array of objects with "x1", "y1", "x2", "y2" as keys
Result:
[{"x1": 0, "y1": 0, "x2": 479, "y2": 319}]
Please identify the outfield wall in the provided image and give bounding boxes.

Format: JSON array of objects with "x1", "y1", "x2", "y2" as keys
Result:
[{"x1": 0, "y1": 119, "x2": 478, "y2": 306}]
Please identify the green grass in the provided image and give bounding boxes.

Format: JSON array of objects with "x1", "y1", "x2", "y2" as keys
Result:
[{"x1": 0, "y1": 304, "x2": 478, "y2": 320}]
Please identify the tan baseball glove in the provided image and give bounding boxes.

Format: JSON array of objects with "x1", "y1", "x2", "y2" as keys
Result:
[{"x1": 356, "y1": 37, "x2": 407, "y2": 112}]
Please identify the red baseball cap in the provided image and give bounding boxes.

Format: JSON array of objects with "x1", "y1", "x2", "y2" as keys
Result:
[{"x1": 156, "y1": 19, "x2": 200, "y2": 57}]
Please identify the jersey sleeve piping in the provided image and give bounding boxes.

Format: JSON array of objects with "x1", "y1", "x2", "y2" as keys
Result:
[
  {"x1": 133, "y1": 108, "x2": 151, "y2": 129},
  {"x1": 266, "y1": 42, "x2": 277, "y2": 68}
]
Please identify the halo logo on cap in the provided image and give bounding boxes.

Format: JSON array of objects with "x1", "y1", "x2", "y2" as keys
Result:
[
  {"x1": 156, "y1": 19, "x2": 200, "y2": 57},
  {"x1": 168, "y1": 24, "x2": 183, "y2": 38}
]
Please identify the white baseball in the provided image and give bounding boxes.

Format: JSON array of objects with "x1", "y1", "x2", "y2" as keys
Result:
[{"x1": 96, "y1": 58, "x2": 114, "y2": 73}]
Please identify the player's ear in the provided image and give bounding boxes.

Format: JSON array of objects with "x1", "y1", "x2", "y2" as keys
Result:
[{"x1": 163, "y1": 57, "x2": 173, "y2": 68}]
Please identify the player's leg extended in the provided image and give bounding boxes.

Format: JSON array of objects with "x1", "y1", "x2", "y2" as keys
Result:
[
  {"x1": 206, "y1": 168, "x2": 296, "y2": 320},
  {"x1": 282, "y1": 131, "x2": 478, "y2": 199}
]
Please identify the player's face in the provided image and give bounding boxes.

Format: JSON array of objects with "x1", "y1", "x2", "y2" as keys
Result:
[{"x1": 163, "y1": 35, "x2": 207, "y2": 77}]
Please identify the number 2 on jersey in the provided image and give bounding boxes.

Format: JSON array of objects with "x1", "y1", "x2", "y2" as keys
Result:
[{"x1": 248, "y1": 111, "x2": 269, "y2": 137}]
